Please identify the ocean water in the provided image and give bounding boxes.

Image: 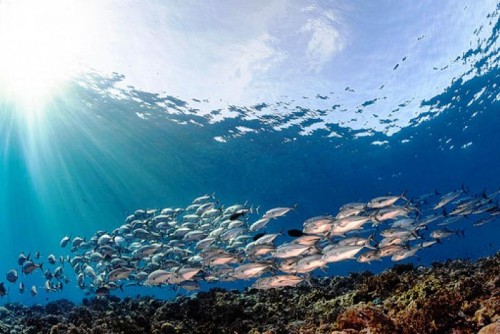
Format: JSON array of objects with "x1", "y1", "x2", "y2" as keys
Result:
[{"x1": 0, "y1": 1, "x2": 499, "y2": 306}]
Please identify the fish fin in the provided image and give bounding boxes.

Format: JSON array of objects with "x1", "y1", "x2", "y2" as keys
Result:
[
  {"x1": 442, "y1": 207, "x2": 448, "y2": 217},
  {"x1": 367, "y1": 233, "x2": 377, "y2": 247},
  {"x1": 39, "y1": 263, "x2": 44, "y2": 271},
  {"x1": 303, "y1": 275, "x2": 313, "y2": 287},
  {"x1": 410, "y1": 229, "x2": 421, "y2": 239},
  {"x1": 401, "y1": 190, "x2": 408, "y2": 201}
]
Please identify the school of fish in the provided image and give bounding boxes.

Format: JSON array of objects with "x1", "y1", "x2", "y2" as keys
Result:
[{"x1": 3, "y1": 186, "x2": 499, "y2": 297}]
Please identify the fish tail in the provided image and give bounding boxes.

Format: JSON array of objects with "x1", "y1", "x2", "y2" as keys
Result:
[
  {"x1": 481, "y1": 189, "x2": 490, "y2": 199},
  {"x1": 442, "y1": 207, "x2": 448, "y2": 217},
  {"x1": 303, "y1": 274, "x2": 313, "y2": 287},
  {"x1": 401, "y1": 190, "x2": 408, "y2": 201},
  {"x1": 367, "y1": 233, "x2": 377, "y2": 247}
]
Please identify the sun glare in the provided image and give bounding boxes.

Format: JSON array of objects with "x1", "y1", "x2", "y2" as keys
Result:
[{"x1": 0, "y1": 0, "x2": 96, "y2": 109}]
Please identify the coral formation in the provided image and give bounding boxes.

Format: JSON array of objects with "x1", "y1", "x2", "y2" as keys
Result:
[{"x1": 0, "y1": 252, "x2": 498, "y2": 333}]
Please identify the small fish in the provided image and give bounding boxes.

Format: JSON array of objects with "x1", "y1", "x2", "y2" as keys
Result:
[
  {"x1": 231, "y1": 263, "x2": 269, "y2": 280},
  {"x1": 262, "y1": 205, "x2": 297, "y2": 219},
  {"x1": 367, "y1": 192, "x2": 406, "y2": 209},
  {"x1": 95, "y1": 286, "x2": 110, "y2": 296},
  {"x1": 6, "y1": 269, "x2": 18, "y2": 283},
  {"x1": 273, "y1": 243, "x2": 312, "y2": 259},
  {"x1": 391, "y1": 246, "x2": 421, "y2": 262},
  {"x1": 294, "y1": 255, "x2": 327, "y2": 273},
  {"x1": 0, "y1": 283, "x2": 6, "y2": 297},
  {"x1": 430, "y1": 228, "x2": 464, "y2": 239},
  {"x1": 252, "y1": 275, "x2": 304, "y2": 289},
  {"x1": 19, "y1": 281, "x2": 25, "y2": 294},
  {"x1": 253, "y1": 232, "x2": 267, "y2": 241},
  {"x1": 17, "y1": 252, "x2": 30, "y2": 266},
  {"x1": 22, "y1": 261, "x2": 43, "y2": 275},
  {"x1": 287, "y1": 229, "x2": 305, "y2": 237},
  {"x1": 108, "y1": 267, "x2": 134, "y2": 282},
  {"x1": 357, "y1": 250, "x2": 381, "y2": 264},
  {"x1": 434, "y1": 186, "x2": 466, "y2": 210},
  {"x1": 473, "y1": 217, "x2": 496, "y2": 227},
  {"x1": 249, "y1": 218, "x2": 271, "y2": 232},
  {"x1": 47, "y1": 254, "x2": 56, "y2": 265},
  {"x1": 31, "y1": 285, "x2": 38, "y2": 296},
  {"x1": 192, "y1": 193, "x2": 215, "y2": 204},
  {"x1": 44, "y1": 280, "x2": 55, "y2": 293},
  {"x1": 321, "y1": 245, "x2": 364, "y2": 263}
]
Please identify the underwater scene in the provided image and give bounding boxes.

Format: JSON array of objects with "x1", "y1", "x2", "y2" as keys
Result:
[{"x1": 0, "y1": 1, "x2": 499, "y2": 333}]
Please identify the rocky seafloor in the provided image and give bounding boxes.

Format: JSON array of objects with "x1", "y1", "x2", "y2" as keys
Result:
[{"x1": 0, "y1": 252, "x2": 499, "y2": 334}]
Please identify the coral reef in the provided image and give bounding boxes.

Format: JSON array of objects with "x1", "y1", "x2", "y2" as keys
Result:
[{"x1": 0, "y1": 252, "x2": 498, "y2": 334}]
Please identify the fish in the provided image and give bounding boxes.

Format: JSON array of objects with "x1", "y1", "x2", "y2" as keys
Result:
[
  {"x1": 287, "y1": 229, "x2": 306, "y2": 237},
  {"x1": 179, "y1": 281, "x2": 200, "y2": 291},
  {"x1": 95, "y1": 286, "x2": 110, "y2": 296},
  {"x1": 252, "y1": 275, "x2": 304, "y2": 290},
  {"x1": 10, "y1": 187, "x2": 494, "y2": 296},
  {"x1": 192, "y1": 193, "x2": 215, "y2": 204},
  {"x1": 6, "y1": 269, "x2": 18, "y2": 283},
  {"x1": 31, "y1": 285, "x2": 38, "y2": 296},
  {"x1": 252, "y1": 232, "x2": 267, "y2": 241},
  {"x1": 322, "y1": 245, "x2": 365, "y2": 263},
  {"x1": 294, "y1": 255, "x2": 327, "y2": 273},
  {"x1": 17, "y1": 252, "x2": 30, "y2": 266},
  {"x1": 249, "y1": 218, "x2": 271, "y2": 232},
  {"x1": 19, "y1": 282, "x2": 25, "y2": 294},
  {"x1": 262, "y1": 205, "x2": 297, "y2": 219},
  {"x1": 434, "y1": 186, "x2": 466, "y2": 210},
  {"x1": 22, "y1": 261, "x2": 43, "y2": 275},
  {"x1": 108, "y1": 267, "x2": 134, "y2": 282},
  {"x1": 367, "y1": 192, "x2": 406, "y2": 209},
  {"x1": 357, "y1": 250, "x2": 381, "y2": 264},
  {"x1": 330, "y1": 216, "x2": 370, "y2": 236},
  {"x1": 430, "y1": 228, "x2": 464, "y2": 240},
  {"x1": 391, "y1": 246, "x2": 421, "y2": 261},
  {"x1": 60, "y1": 236, "x2": 71, "y2": 248},
  {"x1": 145, "y1": 270, "x2": 173, "y2": 286},
  {"x1": 0, "y1": 283, "x2": 6, "y2": 297},
  {"x1": 231, "y1": 263, "x2": 269, "y2": 279},
  {"x1": 273, "y1": 244, "x2": 313, "y2": 259},
  {"x1": 47, "y1": 254, "x2": 57, "y2": 265}
]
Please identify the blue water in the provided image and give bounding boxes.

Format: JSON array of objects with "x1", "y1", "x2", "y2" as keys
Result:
[{"x1": 0, "y1": 4, "x2": 499, "y2": 305}]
